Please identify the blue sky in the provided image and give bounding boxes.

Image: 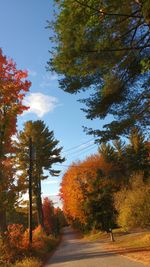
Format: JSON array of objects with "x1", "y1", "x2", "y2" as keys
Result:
[{"x1": 0, "y1": 0, "x2": 107, "y2": 206}]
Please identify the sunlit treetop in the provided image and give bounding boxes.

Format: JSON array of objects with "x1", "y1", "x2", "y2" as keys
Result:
[
  {"x1": 49, "y1": 0, "x2": 150, "y2": 141},
  {"x1": 0, "y1": 48, "x2": 31, "y2": 153}
]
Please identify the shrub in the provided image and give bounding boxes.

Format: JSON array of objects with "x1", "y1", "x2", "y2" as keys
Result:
[
  {"x1": 115, "y1": 175, "x2": 150, "y2": 229},
  {"x1": 7, "y1": 224, "x2": 24, "y2": 249},
  {"x1": 0, "y1": 225, "x2": 59, "y2": 265},
  {"x1": 14, "y1": 257, "x2": 42, "y2": 267}
]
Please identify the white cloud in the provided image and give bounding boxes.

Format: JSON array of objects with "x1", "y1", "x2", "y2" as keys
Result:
[
  {"x1": 24, "y1": 92, "x2": 59, "y2": 117},
  {"x1": 27, "y1": 69, "x2": 37, "y2": 77}
]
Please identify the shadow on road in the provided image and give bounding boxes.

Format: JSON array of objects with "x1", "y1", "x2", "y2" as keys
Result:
[{"x1": 46, "y1": 227, "x2": 149, "y2": 266}]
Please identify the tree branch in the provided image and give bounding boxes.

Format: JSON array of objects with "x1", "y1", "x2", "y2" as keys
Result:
[
  {"x1": 81, "y1": 44, "x2": 150, "y2": 53},
  {"x1": 74, "y1": 0, "x2": 142, "y2": 18}
]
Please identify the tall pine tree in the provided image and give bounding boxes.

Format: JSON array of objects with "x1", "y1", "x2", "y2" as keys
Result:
[{"x1": 15, "y1": 120, "x2": 65, "y2": 229}]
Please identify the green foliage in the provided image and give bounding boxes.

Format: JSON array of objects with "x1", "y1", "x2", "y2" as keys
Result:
[
  {"x1": 115, "y1": 174, "x2": 150, "y2": 229},
  {"x1": 126, "y1": 128, "x2": 150, "y2": 175},
  {"x1": 85, "y1": 180, "x2": 117, "y2": 231},
  {"x1": 15, "y1": 120, "x2": 64, "y2": 227},
  {"x1": 15, "y1": 120, "x2": 64, "y2": 181},
  {"x1": 99, "y1": 128, "x2": 149, "y2": 181},
  {"x1": 49, "y1": 0, "x2": 150, "y2": 141}
]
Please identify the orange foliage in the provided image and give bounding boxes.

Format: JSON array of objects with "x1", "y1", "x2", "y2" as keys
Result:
[
  {"x1": 7, "y1": 224, "x2": 24, "y2": 249},
  {"x1": 1, "y1": 224, "x2": 56, "y2": 264},
  {"x1": 60, "y1": 154, "x2": 114, "y2": 224}
]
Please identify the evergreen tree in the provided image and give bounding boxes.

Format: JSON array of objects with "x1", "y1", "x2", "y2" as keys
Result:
[
  {"x1": 15, "y1": 120, "x2": 65, "y2": 229},
  {"x1": 49, "y1": 0, "x2": 150, "y2": 141},
  {"x1": 126, "y1": 128, "x2": 149, "y2": 176}
]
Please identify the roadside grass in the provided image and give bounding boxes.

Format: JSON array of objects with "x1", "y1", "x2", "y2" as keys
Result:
[
  {"x1": 84, "y1": 231, "x2": 108, "y2": 241},
  {"x1": 105, "y1": 231, "x2": 150, "y2": 265},
  {"x1": 84, "y1": 228, "x2": 150, "y2": 265},
  {"x1": 84, "y1": 228, "x2": 128, "y2": 242},
  {"x1": 109, "y1": 232, "x2": 150, "y2": 248}
]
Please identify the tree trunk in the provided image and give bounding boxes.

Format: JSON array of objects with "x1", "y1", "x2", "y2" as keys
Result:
[
  {"x1": 0, "y1": 209, "x2": 7, "y2": 234},
  {"x1": 35, "y1": 179, "x2": 45, "y2": 229}
]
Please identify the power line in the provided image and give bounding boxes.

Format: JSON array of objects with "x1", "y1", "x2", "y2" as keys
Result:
[
  {"x1": 54, "y1": 160, "x2": 99, "y2": 169},
  {"x1": 66, "y1": 144, "x2": 97, "y2": 159},
  {"x1": 62, "y1": 138, "x2": 95, "y2": 154},
  {"x1": 64, "y1": 142, "x2": 96, "y2": 157}
]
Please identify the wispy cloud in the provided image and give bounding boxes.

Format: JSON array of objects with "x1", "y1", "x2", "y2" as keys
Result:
[
  {"x1": 40, "y1": 73, "x2": 58, "y2": 88},
  {"x1": 23, "y1": 92, "x2": 59, "y2": 117},
  {"x1": 42, "y1": 180, "x2": 59, "y2": 185},
  {"x1": 27, "y1": 69, "x2": 37, "y2": 77}
]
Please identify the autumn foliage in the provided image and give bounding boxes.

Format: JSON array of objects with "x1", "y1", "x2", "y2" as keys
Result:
[
  {"x1": 43, "y1": 197, "x2": 55, "y2": 234},
  {"x1": 0, "y1": 48, "x2": 31, "y2": 148},
  {"x1": 0, "y1": 49, "x2": 31, "y2": 233},
  {"x1": 60, "y1": 154, "x2": 115, "y2": 228},
  {"x1": 60, "y1": 133, "x2": 149, "y2": 232},
  {"x1": 0, "y1": 49, "x2": 65, "y2": 266}
]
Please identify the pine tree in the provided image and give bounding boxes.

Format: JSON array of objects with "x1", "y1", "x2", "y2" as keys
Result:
[
  {"x1": 15, "y1": 120, "x2": 65, "y2": 229},
  {"x1": 49, "y1": 0, "x2": 150, "y2": 141}
]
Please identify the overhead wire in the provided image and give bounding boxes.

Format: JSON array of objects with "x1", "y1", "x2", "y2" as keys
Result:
[
  {"x1": 66, "y1": 144, "x2": 97, "y2": 159},
  {"x1": 64, "y1": 142, "x2": 96, "y2": 157},
  {"x1": 62, "y1": 138, "x2": 95, "y2": 154}
]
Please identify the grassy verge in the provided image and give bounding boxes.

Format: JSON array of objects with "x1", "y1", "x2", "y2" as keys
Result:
[
  {"x1": 84, "y1": 230, "x2": 108, "y2": 241},
  {"x1": 105, "y1": 231, "x2": 150, "y2": 265},
  {"x1": 85, "y1": 229, "x2": 150, "y2": 265}
]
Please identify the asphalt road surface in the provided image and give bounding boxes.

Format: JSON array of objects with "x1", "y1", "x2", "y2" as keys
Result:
[{"x1": 45, "y1": 227, "x2": 150, "y2": 267}]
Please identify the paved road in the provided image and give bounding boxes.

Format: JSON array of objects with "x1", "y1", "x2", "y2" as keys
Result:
[{"x1": 45, "y1": 227, "x2": 150, "y2": 267}]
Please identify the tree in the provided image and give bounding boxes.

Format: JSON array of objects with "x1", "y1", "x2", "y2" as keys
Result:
[
  {"x1": 99, "y1": 129, "x2": 149, "y2": 183},
  {"x1": 85, "y1": 179, "x2": 116, "y2": 231},
  {"x1": 115, "y1": 174, "x2": 150, "y2": 229},
  {"x1": 49, "y1": 0, "x2": 150, "y2": 142},
  {"x1": 126, "y1": 128, "x2": 149, "y2": 176},
  {"x1": 60, "y1": 154, "x2": 117, "y2": 231},
  {"x1": 0, "y1": 49, "x2": 31, "y2": 232},
  {"x1": 43, "y1": 197, "x2": 55, "y2": 235},
  {"x1": 60, "y1": 162, "x2": 87, "y2": 225},
  {"x1": 15, "y1": 120, "x2": 65, "y2": 229}
]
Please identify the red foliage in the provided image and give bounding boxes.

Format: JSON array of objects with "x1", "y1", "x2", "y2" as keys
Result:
[
  {"x1": 43, "y1": 197, "x2": 54, "y2": 234},
  {"x1": 0, "y1": 49, "x2": 31, "y2": 221},
  {"x1": 7, "y1": 224, "x2": 24, "y2": 249},
  {"x1": 0, "y1": 48, "x2": 31, "y2": 154}
]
